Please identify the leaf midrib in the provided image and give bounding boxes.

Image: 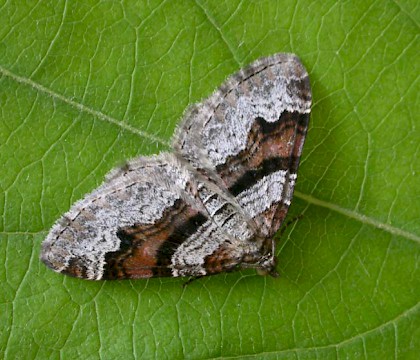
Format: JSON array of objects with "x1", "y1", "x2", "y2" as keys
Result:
[
  {"x1": 0, "y1": 65, "x2": 171, "y2": 147},
  {"x1": 295, "y1": 191, "x2": 420, "y2": 244}
]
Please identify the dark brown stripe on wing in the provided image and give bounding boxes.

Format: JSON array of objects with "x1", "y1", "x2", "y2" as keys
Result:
[
  {"x1": 228, "y1": 156, "x2": 293, "y2": 196},
  {"x1": 153, "y1": 211, "x2": 208, "y2": 276},
  {"x1": 217, "y1": 111, "x2": 309, "y2": 193},
  {"x1": 254, "y1": 111, "x2": 309, "y2": 237},
  {"x1": 102, "y1": 199, "x2": 208, "y2": 279}
]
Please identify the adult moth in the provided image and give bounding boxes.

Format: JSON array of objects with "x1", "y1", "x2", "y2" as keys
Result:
[{"x1": 41, "y1": 53, "x2": 311, "y2": 280}]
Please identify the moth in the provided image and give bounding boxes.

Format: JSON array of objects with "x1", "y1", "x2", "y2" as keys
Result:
[{"x1": 41, "y1": 53, "x2": 311, "y2": 280}]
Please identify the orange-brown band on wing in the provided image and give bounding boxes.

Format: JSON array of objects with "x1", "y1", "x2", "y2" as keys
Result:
[
  {"x1": 252, "y1": 112, "x2": 309, "y2": 237},
  {"x1": 102, "y1": 199, "x2": 208, "y2": 279},
  {"x1": 216, "y1": 111, "x2": 308, "y2": 195}
]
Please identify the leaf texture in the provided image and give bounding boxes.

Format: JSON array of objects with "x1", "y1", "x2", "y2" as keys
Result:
[{"x1": 0, "y1": 1, "x2": 419, "y2": 359}]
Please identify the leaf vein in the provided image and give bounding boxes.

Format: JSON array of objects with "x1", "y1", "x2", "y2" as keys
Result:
[
  {"x1": 295, "y1": 191, "x2": 420, "y2": 243},
  {"x1": 0, "y1": 65, "x2": 171, "y2": 147}
]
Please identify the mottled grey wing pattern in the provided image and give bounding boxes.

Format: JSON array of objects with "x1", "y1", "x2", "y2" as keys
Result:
[
  {"x1": 41, "y1": 154, "x2": 207, "y2": 279},
  {"x1": 173, "y1": 53, "x2": 311, "y2": 238},
  {"x1": 41, "y1": 53, "x2": 311, "y2": 280},
  {"x1": 41, "y1": 153, "x2": 257, "y2": 279}
]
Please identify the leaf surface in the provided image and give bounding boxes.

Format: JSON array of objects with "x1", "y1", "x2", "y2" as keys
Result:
[{"x1": 1, "y1": 1, "x2": 419, "y2": 359}]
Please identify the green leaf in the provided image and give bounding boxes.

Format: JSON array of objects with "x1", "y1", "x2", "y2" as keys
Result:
[{"x1": 1, "y1": 1, "x2": 419, "y2": 359}]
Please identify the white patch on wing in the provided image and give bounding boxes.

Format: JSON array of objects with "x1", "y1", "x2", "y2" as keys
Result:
[
  {"x1": 236, "y1": 170, "x2": 288, "y2": 218},
  {"x1": 203, "y1": 75, "x2": 310, "y2": 166}
]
